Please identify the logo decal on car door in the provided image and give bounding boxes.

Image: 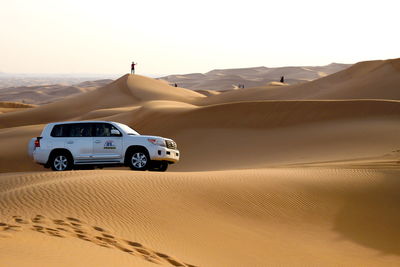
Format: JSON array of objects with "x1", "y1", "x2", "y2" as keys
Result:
[{"x1": 104, "y1": 140, "x2": 116, "y2": 149}]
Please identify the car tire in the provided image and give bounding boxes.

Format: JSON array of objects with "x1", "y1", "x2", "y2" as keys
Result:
[
  {"x1": 149, "y1": 161, "x2": 169, "y2": 172},
  {"x1": 50, "y1": 152, "x2": 73, "y2": 171},
  {"x1": 128, "y1": 149, "x2": 150, "y2": 171}
]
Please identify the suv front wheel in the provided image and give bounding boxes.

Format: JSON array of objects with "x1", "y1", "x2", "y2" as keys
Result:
[
  {"x1": 128, "y1": 150, "x2": 150, "y2": 171},
  {"x1": 50, "y1": 153, "x2": 73, "y2": 171}
]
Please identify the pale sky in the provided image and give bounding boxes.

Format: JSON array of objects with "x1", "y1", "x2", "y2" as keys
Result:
[{"x1": 1, "y1": 0, "x2": 399, "y2": 76}]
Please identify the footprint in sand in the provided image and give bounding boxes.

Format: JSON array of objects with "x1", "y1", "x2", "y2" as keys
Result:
[
  {"x1": 66, "y1": 217, "x2": 82, "y2": 223},
  {"x1": 126, "y1": 240, "x2": 143, "y2": 247},
  {"x1": 93, "y1": 226, "x2": 106, "y2": 232},
  {"x1": 155, "y1": 252, "x2": 189, "y2": 267},
  {"x1": 1, "y1": 215, "x2": 198, "y2": 267},
  {"x1": 32, "y1": 225, "x2": 45, "y2": 233},
  {"x1": 78, "y1": 233, "x2": 94, "y2": 242},
  {"x1": 32, "y1": 215, "x2": 46, "y2": 224},
  {"x1": 14, "y1": 218, "x2": 29, "y2": 224},
  {"x1": 53, "y1": 219, "x2": 69, "y2": 226},
  {"x1": 1, "y1": 222, "x2": 22, "y2": 232},
  {"x1": 101, "y1": 233, "x2": 114, "y2": 239},
  {"x1": 45, "y1": 228, "x2": 65, "y2": 238},
  {"x1": 4, "y1": 225, "x2": 22, "y2": 232}
]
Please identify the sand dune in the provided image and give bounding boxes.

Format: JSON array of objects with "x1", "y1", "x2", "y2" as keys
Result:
[
  {"x1": 0, "y1": 79, "x2": 113, "y2": 105},
  {"x1": 126, "y1": 99, "x2": 400, "y2": 171},
  {"x1": 1, "y1": 169, "x2": 400, "y2": 266},
  {"x1": 0, "y1": 58, "x2": 399, "y2": 266},
  {"x1": 0, "y1": 73, "x2": 115, "y2": 89},
  {"x1": 0, "y1": 75, "x2": 204, "y2": 129},
  {"x1": 200, "y1": 58, "x2": 400, "y2": 104},
  {"x1": 0, "y1": 101, "x2": 36, "y2": 108},
  {"x1": 0, "y1": 101, "x2": 36, "y2": 114},
  {"x1": 193, "y1": 89, "x2": 221, "y2": 97},
  {"x1": 0, "y1": 68, "x2": 399, "y2": 172},
  {"x1": 1, "y1": 98, "x2": 399, "y2": 173},
  {"x1": 160, "y1": 63, "x2": 350, "y2": 91}
]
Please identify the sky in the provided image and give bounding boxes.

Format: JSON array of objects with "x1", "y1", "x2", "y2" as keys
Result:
[{"x1": 1, "y1": 0, "x2": 399, "y2": 76}]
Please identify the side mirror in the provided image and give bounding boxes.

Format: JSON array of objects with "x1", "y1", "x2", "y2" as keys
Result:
[{"x1": 111, "y1": 129, "x2": 121, "y2": 136}]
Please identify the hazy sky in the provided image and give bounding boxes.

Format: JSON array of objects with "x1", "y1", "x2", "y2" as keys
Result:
[{"x1": 1, "y1": 0, "x2": 399, "y2": 76}]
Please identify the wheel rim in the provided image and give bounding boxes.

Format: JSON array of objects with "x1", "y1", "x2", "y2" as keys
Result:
[
  {"x1": 131, "y1": 152, "x2": 147, "y2": 168},
  {"x1": 54, "y1": 155, "x2": 68, "y2": 171}
]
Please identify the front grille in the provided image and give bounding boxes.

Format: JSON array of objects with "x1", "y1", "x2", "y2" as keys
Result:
[{"x1": 165, "y1": 140, "x2": 177, "y2": 149}]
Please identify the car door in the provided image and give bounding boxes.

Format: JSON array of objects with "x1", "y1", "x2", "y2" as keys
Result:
[
  {"x1": 63, "y1": 123, "x2": 93, "y2": 161},
  {"x1": 92, "y1": 123, "x2": 123, "y2": 162}
]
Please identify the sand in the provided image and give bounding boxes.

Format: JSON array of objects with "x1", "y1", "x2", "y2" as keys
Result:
[
  {"x1": 159, "y1": 63, "x2": 350, "y2": 91},
  {"x1": 0, "y1": 101, "x2": 36, "y2": 114},
  {"x1": 0, "y1": 79, "x2": 113, "y2": 105},
  {"x1": 200, "y1": 58, "x2": 400, "y2": 105},
  {"x1": 0, "y1": 58, "x2": 399, "y2": 266},
  {"x1": 1, "y1": 169, "x2": 400, "y2": 267}
]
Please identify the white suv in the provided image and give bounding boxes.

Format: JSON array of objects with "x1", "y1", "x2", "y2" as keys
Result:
[{"x1": 28, "y1": 121, "x2": 179, "y2": 172}]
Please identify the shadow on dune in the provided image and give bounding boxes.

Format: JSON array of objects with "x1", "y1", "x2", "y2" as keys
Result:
[{"x1": 333, "y1": 170, "x2": 400, "y2": 255}]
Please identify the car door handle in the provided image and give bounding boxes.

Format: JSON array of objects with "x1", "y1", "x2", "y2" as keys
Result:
[
  {"x1": 67, "y1": 141, "x2": 74, "y2": 144},
  {"x1": 94, "y1": 140, "x2": 101, "y2": 143}
]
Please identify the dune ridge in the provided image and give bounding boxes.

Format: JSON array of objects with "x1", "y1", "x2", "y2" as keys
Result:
[
  {"x1": 0, "y1": 79, "x2": 113, "y2": 105},
  {"x1": 160, "y1": 63, "x2": 350, "y2": 90},
  {"x1": 200, "y1": 58, "x2": 400, "y2": 104},
  {"x1": 0, "y1": 75, "x2": 204, "y2": 129},
  {"x1": 0, "y1": 101, "x2": 36, "y2": 114}
]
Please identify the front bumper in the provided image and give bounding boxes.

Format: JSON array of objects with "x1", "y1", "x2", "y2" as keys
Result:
[{"x1": 149, "y1": 146, "x2": 180, "y2": 163}]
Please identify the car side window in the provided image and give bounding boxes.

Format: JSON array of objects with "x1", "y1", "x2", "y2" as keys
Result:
[
  {"x1": 69, "y1": 123, "x2": 92, "y2": 137},
  {"x1": 51, "y1": 125, "x2": 63, "y2": 137},
  {"x1": 51, "y1": 124, "x2": 70, "y2": 137},
  {"x1": 94, "y1": 123, "x2": 122, "y2": 137}
]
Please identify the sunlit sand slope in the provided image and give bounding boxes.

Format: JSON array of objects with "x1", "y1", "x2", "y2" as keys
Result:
[
  {"x1": 0, "y1": 75, "x2": 204, "y2": 129},
  {"x1": 0, "y1": 169, "x2": 399, "y2": 266},
  {"x1": 0, "y1": 99, "x2": 398, "y2": 172},
  {"x1": 201, "y1": 58, "x2": 400, "y2": 104},
  {"x1": 105, "y1": 99, "x2": 400, "y2": 171},
  {"x1": 0, "y1": 101, "x2": 35, "y2": 114}
]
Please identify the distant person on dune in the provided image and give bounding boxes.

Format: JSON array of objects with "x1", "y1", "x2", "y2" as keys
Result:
[
  {"x1": 174, "y1": 83, "x2": 178, "y2": 87},
  {"x1": 131, "y1": 62, "x2": 137, "y2": 74},
  {"x1": 280, "y1": 76, "x2": 284, "y2": 83}
]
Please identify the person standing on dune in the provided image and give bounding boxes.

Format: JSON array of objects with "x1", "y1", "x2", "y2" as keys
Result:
[{"x1": 131, "y1": 62, "x2": 137, "y2": 74}]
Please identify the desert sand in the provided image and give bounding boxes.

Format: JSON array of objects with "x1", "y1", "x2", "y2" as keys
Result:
[
  {"x1": 0, "y1": 101, "x2": 36, "y2": 114},
  {"x1": 0, "y1": 79, "x2": 113, "y2": 105},
  {"x1": 160, "y1": 63, "x2": 350, "y2": 91},
  {"x1": 0, "y1": 58, "x2": 399, "y2": 266}
]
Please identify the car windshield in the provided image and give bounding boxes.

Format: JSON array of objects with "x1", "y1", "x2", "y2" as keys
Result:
[{"x1": 115, "y1": 123, "x2": 140, "y2": 135}]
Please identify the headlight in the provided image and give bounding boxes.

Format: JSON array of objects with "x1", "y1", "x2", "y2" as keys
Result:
[{"x1": 147, "y1": 138, "x2": 166, "y2": 147}]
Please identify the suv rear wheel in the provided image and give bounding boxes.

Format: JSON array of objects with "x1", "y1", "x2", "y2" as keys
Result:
[
  {"x1": 50, "y1": 153, "x2": 73, "y2": 171},
  {"x1": 128, "y1": 150, "x2": 150, "y2": 171}
]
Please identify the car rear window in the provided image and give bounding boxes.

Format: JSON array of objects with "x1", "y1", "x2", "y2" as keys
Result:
[{"x1": 51, "y1": 124, "x2": 69, "y2": 137}]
